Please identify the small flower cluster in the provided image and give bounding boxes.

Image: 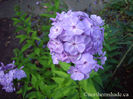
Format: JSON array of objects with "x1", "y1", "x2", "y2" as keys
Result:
[
  {"x1": 0, "y1": 61, "x2": 26, "y2": 92},
  {"x1": 47, "y1": 10, "x2": 107, "y2": 81}
]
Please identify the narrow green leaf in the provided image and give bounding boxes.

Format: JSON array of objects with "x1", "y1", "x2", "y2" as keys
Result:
[
  {"x1": 59, "y1": 62, "x2": 71, "y2": 71},
  {"x1": 54, "y1": 0, "x2": 60, "y2": 11},
  {"x1": 53, "y1": 70, "x2": 69, "y2": 78},
  {"x1": 26, "y1": 91, "x2": 41, "y2": 99},
  {"x1": 41, "y1": 26, "x2": 50, "y2": 31},
  {"x1": 32, "y1": 37, "x2": 41, "y2": 41},
  {"x1": 16, "y1": 34, "x2": 27, "y2": 43},
  {"x1": 21, "y1": 43, "x2": 31, "y2": 52},
  {"x1": 34, "y1": 48, "x2": 40, "y2": 55},
  {"x1": 40, "y1": 13, "x2": 55, "y2": 18},
  {"x1": 52, "y1": 77, "x2": 64, "y2": 84},
  {"x1": 39, "y1": 81, "x2": 51, "y2": 96},
  {"x1": 80, "y1": 79, "x2": 99, "y2": 99},
  {"x1": 12, "y1": 18, "x2": 20, "y2": 25}
]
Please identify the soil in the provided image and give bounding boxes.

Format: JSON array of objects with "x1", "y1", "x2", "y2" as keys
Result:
[
  {"x1": 0, "y1": 18, "x2": 19, "y2": 63},
  {"x1": 0, "y1": 18, "x2": 20, "y2": 99}
]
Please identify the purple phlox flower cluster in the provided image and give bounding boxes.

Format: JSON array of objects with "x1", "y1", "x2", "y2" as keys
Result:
[
  {"x1": 0, "y1": 61, "x2": 26, "y2": 92},
  {"x1": 47, "y1": 10, "x2": 107, "y2": 81}
]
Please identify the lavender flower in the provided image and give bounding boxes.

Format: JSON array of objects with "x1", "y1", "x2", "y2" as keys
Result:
[
  {"x1": 63, "y1": 17, "x2": 84, "y2": 35},
  {"x1": 13, "y1": 69, "x2": 27, "y2": 80},
  {"x1": 48, "y1": 39, "x2": 64, "y2": 54},
  {"x1": 100, "y1": 51, "x2": 107, "y2": 65},
  {"x1": 90, "y1": 15, "x2": 104, "y2": 26},
  {"x1": 74, "y1": 53, "x2": 96, "y2": 73},
  {"x1": 48, "y1": 10, "x2": 106, "y2": 80},
  {"x1": 64, "y1": 35, "x2": 86, "y2": 55},
  {"x1": 0, "y1": 61, "x2": 26, "y2": 92},
  {"x1": 0, "y1": 61, "x2": 15, "y2": 71},
  {"x1": 2, "y1": 83, "x2": 15, "y2": 93},
  {"x1": 67, "y1": 66, "x2": 85, "y2": 81},
  {"x1": 49, "y1": 24, "x2": 63, "y2": 39}
]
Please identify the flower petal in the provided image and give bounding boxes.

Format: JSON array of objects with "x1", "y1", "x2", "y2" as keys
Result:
[{"x1": 71, "y1": 72, "x2": 84, "y2": 81}]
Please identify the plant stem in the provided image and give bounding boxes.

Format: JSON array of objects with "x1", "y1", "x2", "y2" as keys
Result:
[
  {"x1": 112, "y1": 44, "x2": 133, "y2": 77},
  {"x1": 105, "y1": 44, "x2": 133, "y2": 89},
  {"x1": 77, "y1": 81, "x2": 81, "y2": 99}
]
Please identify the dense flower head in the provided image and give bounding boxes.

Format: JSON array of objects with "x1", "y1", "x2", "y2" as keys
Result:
[
  {"x1": 48, "y1": 10, "x2": 107, "y2": 81},
  {"x1": 0, "y1": 61, "x2": 26, "y2": 92}
]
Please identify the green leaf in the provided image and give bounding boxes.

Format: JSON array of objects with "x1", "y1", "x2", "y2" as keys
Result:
[
  {"x1": 41, "y1": 25, "x2": 50, "y2": 31},
  {"x1": 39, "y1": 81, "x2": 51, "y2": 97},
  {"x1": 21, "y1": 43, "x2": 31, "y2": 52},
  {"x1": 16, "y1": 88, "x2": 23, "y2": 94},
  {"x1": 59, "y1": 62, "x2": 71, "y2": 71},
  {"x1": 25, "y1": 16, "x2": 31, "y2": 23},
  {"x1": 26, "y1": 91, "x2": 43, "y2": 99},
  {"x1": 54, "y1": 0, "x2": 60, "y2": 11},
  {"x1": 31, "y1": 74, "x2": 39, "y2": 90},
  {"x1": 67, "y1": 94, "x2": 79, "y2": 99},
  {"x1": 110, "y1": 46, "x2": 119, "y2": 51},
  {"x1": 52, "y1": 86, "x2": 76, "y2": 99},
  {"x1": 39, "y1": 59, "x2": 49, "y2": 67},
  {"x1": 104, "y1": 43, "x2": 111, "y2": 51},
  {"x1": 13, "y1": 48, "x2": 19, "y2": 57},
  {"x1": 53, "y1": 70, "x2": 69, "y2": 78},
  {"x1": 81, "y1": 90, "x2": 90, "y2": 99},
  {"x1": 52, "y1": 77, "x2": 64, "y2": 84},
  {"x1": 19, "y1": 83, "x2": 29, "y2": 98},
  {"x1": 16, "y1": 34, "x2": 27, "y2": 43},
  {"x1": 109, "y1": 51, "x2": 121, "y2": 57},
  {"x1": 62, "y1": 86, "x2": 76, "y2": 96},
  {"x1": 63, "y1": 78, "x2": 74, "y2": 86},
  {"x1": 12, "y1": 18, "x2": 20, "y2": 25},
  {"x1": 80, "y1": 79, "x2": 99, "y2": 99},
  {"x1": 16, "y1": 25, "x2": 24, "y2": 32},
  {"x1": 27, "y1": 40, "x2": 34, "y2": 45},
  {"x1": 89, "y1": 71, "x2": 103, "y2": 88},
  {"x1": 109, "y1": 58, "x2": 118, "y2": 64},
  {"x1": 34, "y1": 48, "x2": 40, "y2": 55},
  {"x1": 32, "y1": 37, "x2": 41, "y2": 41},
  {"x1": 31, "y1": 31, "x2": 37, "y2": 38},
  {"x1": 92, "y1": 76, "x2": 103, "y2": 88},
  {"x1": 40, "y1": 13, "x2": 55, "y2": 18}
]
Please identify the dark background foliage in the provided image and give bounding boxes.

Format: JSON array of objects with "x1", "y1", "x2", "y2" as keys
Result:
[{"x1": 99, "y1": 0, "x2": 133, "y2": 96}]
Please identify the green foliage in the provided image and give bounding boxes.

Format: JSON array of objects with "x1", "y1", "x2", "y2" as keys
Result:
[
  {"x1": 80, "y1": 79, "x2": 99, "y2": 99},
  {"x1": 99, "y1": 0, "x2": 133, "y2": 91}
]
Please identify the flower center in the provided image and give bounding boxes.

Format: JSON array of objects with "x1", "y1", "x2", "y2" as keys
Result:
[
  {"x1": 84, "y1": 61, "x2": 87, "y2": 64},
  {"x1": 72, "y1": 42, "x2": 76, "y2": 45},
  {"x1": 56, "y1": 28, "x2": 58, "y2": 32},
  {"x1": 72, "y1": 25, "x2": 76, "y2": 29}
]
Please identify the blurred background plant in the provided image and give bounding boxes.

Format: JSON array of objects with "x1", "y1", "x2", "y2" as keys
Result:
[
  {"x1": 99, "y1": 0, "x2": 133, "y2": 95},
  {"x1": 0, "y1": 0, "x2": 132, "y2": 98}
]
